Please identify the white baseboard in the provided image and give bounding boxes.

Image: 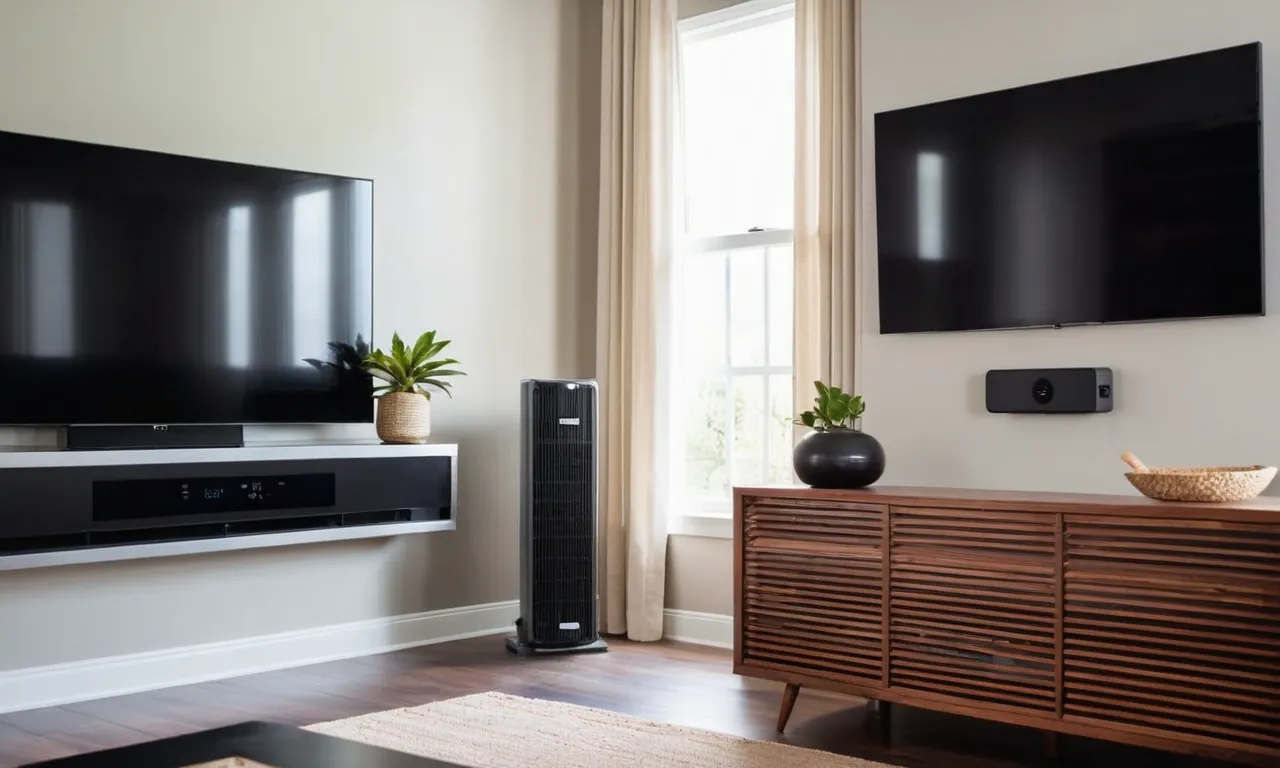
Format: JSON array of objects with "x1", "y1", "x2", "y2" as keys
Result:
[
  {"x1": 0, "y1": 599, "x2": 519, "y2": 715},
  {"x1": 663, "y1": 608, "x2": 733, "y2": 648}
]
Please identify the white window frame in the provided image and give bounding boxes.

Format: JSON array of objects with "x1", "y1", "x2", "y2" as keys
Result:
[
  {"x1": 680, "y1": 0, "x2": 794, "y2": 41},
  {"x1": 667, "y1": 0, "x2": 796, "y2": 539}
]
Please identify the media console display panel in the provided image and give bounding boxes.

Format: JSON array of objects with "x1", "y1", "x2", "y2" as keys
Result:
[
  {"x1": 0, "y1": 129, "x2": 374, "y2": 424},
  {"x1": 875, "y1": 43, "x2": 1263, "y2": 333},
  {"x1": 93, "y1": 473, "x2": 338, "y2": 521}
]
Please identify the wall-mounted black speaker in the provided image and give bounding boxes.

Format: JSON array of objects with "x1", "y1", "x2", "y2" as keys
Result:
[{"x1": 986, "y1": 368, "x2": 1113, "y2": 414}]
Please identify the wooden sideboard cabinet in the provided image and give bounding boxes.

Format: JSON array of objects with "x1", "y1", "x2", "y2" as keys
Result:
[{"x1": 734, "y1": 486, "x2": 1280, "y2": 766}]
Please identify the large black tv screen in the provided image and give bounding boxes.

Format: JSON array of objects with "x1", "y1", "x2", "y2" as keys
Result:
[
  {"x1": 875, "y1": 43, "x2": 1263, "y2": 334},
  {"x1": 0, "y1": 130, "x2": 373, "y2": 424}
]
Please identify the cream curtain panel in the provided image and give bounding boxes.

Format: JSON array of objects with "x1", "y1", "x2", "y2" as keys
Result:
[
  {"x1": 795, "y1": 0, "x2": 861, "y2": 396},
  {"x1": 596, "y1": 0, "x2": 679, "y2": 641}
]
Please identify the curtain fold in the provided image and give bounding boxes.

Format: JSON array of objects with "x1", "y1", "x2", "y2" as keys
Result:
[
  {"x1": 794, "y1": 0, "x2": 861, "y2": 397},
  {"x1": 596, "y1": 0, "x2": 678, "y2": 642}
]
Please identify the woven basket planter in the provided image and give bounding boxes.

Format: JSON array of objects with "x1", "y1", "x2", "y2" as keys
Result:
[{"x1": 376, "y1": 391, "x2": 431, "y2": 444}]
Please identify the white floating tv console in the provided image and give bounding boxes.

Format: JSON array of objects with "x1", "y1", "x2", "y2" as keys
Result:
[{"x1": 0, "y1": 442, "x2": 456, "y2": 571}]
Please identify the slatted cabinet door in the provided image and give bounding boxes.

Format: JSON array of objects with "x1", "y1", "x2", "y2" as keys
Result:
[
  {"x1": 1063, "y1": 515, "x2": 1280, "y2": 761},
  {"x1": 740, "y1": 497, "x2": 886, "y2": 685},
  {"x1": 887, "y1": 507, "x2": 1059, "y2": 714}
]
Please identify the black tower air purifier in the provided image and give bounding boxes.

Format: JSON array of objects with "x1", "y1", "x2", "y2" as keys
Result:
[{"x1": 506, "y1": 379, "x2": 607, "y2": 655}]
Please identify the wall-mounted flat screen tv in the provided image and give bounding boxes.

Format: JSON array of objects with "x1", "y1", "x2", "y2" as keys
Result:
[
  {"x1": 875, "y1": 43, "x2": 1263, "y2": 334},
  {"x1": 0, "y1": 130, "x2": 374, "y2": 424}
]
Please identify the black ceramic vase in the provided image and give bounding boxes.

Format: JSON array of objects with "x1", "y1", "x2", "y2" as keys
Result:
[{"x1": 793, "y1": 427, "x2": 886, "y2": 489}]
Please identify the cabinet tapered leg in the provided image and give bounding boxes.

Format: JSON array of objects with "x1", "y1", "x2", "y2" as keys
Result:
[
  {"x1": 870, "y1": 699, "x2": 892, "y2": 742},
  {"x1": 1044, "y1": 730, "x2": 1059, "y2": 759},
  {"x1": 776, "y1": 683, "x2": 801, "y2": 732}
]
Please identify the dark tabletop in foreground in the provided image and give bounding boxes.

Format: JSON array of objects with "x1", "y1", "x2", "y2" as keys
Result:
[{"x1": 24, "y1": 721, "x2": 462, "y2": 768}]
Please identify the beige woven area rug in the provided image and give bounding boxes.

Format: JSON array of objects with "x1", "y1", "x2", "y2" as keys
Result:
[{"x1": 306, "y1": 691, "x2": 896, "y2": 768}]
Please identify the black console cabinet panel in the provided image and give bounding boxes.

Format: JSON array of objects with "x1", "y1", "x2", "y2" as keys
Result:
[
  {"x1": 0, "y1": 456, "x2": 450, "y2": 539},
  {"x1": 0, "y1": 445, "x2": 456, "y2": 565}
]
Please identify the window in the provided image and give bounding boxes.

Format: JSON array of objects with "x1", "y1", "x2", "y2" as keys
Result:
[{"x1": 667, "y1": 0, "x2": 795, "y2": 537}]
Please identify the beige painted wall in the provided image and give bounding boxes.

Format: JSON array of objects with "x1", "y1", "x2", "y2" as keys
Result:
[
  {"x1": 0, "y1": 0, "x2": 600, "y2": 671},
  {"x1": 667, "y1": 0, "x2": 1280, "y2": 617},
  {"x1": 666, "y1": 534, "x2": 733, "y2": 614}
]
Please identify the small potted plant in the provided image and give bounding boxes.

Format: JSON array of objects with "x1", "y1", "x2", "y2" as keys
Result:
[
  {"x1": 363, "y1": 331, "x2": 464, "y2": 444},
  {"x1": 793, "y1": 381, "x2": 885, "y2": 489}
]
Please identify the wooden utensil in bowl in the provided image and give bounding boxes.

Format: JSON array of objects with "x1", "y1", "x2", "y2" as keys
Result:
[{"x1": 1120, "y1": 451, "x2": 1148, "y2": 473}]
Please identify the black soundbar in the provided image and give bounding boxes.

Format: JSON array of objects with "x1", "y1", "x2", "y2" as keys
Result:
[{"x1": 60, "y1": 424, "x2": 245, "y2": 451}]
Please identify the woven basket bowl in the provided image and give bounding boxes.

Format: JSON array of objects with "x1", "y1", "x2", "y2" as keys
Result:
[{"x1": 1125, "y1": 465, "x2": 1277, "y2": 503}]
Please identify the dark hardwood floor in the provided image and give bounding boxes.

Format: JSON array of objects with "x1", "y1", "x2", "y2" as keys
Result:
[{"x1": 0, "y1": 636, "x2": 1232, "y2": 767}]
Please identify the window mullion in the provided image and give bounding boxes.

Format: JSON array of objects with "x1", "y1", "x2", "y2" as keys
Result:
[
  {"x1": 723, "y1": 250, "x2": 735, "y2": 488},
  {"x1": 761, "y1": 245, "x2": 772, "y2": 483},
  {"x1": 685, "y1": 229, "x2": 793, "y2": 254}
]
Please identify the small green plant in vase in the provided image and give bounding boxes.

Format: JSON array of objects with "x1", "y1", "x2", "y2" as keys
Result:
[
  {"x1": 363, "y1": 331, "x2": 465, "y2": 444},
  {"x1": 796, "y1": 381, "x2": 866, "y2": 430},
  {"x1": 792, "y1": 380, "x2": 884, "y2": 489}
]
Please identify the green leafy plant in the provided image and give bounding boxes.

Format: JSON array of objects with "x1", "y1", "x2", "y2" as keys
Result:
[
  {"x1": 362, "y1": 331, "x2": 465, "y2": 399},
  {"x1": 795, "y1": 381, "x2": 866, "y2": 430}
]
